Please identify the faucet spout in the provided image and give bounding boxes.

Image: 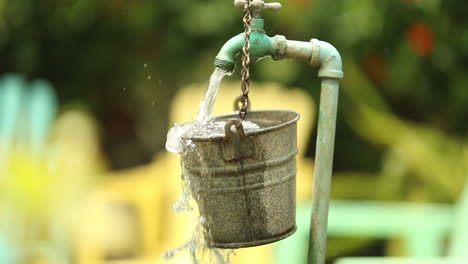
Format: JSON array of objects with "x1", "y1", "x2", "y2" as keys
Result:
[{"x1": 214, "y1": 33, "x2": 245, "y2": 72}]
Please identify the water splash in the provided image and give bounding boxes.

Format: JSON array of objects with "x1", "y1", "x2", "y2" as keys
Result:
[
  {"x1": 163, "y1": 216, "x2": 236, "y2": 264},
  {"x1": 172, "y1": 174, "x2": 194, "y2": 215},
  {"x1": 165, "y1": 120, "x2": 259, "y2": 155},
  {"x1": 164, "y1": 161, "x2": 236, "y2": 264},
  {"x1": 166, "y1": 67, "x2": 237, "y2": 154}
]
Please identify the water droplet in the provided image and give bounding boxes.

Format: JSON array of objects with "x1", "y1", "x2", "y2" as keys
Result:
[
  {"x1": 144, "y1": 63, "x2": 147, "y2": 68},
  {"x1": 148, "y1": 75, "x2": 152, "y2": 80},
  {"x1": 152, "y1": 100, "x2": 155, "y2": 106},
  {"x1": 123, "y1": 87, "x2": 126, "y2": 91}
]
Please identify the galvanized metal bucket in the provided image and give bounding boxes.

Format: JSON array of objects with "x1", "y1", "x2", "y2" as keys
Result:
[{"x1": 181, "y1": 110, "x2": 299, "y2": 248}]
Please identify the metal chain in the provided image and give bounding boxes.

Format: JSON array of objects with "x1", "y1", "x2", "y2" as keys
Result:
[{"x1": 239, "y1": 0, "x2": 253, "y2": 119}]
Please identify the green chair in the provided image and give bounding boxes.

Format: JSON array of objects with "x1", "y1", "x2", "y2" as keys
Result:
[
  {"x1": 335, "y1": 181, "x2": 468, "y2": 264},
  {"x1": 274, "y1": 180, "x2": 468, "y2": 263}
]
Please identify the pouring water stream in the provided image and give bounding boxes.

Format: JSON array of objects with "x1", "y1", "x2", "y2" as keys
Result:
[
  {"x1": 164, "y1": 67, "x2": 257, "y2": 264},
  {"x1": 197, "y1": 67, "x2": 230, "y2": 124}
]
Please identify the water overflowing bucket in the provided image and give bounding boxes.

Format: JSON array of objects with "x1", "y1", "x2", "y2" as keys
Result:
[{"x1": 181, "y1": 110, "x2": 299, "y2": 248}]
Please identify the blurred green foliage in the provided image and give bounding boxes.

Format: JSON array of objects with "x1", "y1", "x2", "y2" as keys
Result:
[{"x1": 0, "y1": 0, "x2": 467, "y2": 176}]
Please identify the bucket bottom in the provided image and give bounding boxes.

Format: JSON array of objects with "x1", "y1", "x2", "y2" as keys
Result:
[{"x1": 208, "y1": 225, "x2": 297, "y2": 249}]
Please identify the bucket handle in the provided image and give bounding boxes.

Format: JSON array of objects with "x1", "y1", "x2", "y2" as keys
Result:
[{"x1": 222, "y1": 119, "x2": 256, "y2": 161}]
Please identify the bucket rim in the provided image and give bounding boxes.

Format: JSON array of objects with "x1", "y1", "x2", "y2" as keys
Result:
[{"x1": 184, "y1": 109, "x2": 300, "y2": 142}]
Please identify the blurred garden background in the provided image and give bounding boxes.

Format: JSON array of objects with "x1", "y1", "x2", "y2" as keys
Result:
[{"x1": 0, "y1": 0, "x2": 467, "y2": 263}]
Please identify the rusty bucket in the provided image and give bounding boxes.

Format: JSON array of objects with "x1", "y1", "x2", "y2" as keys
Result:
[{"x1": 181, "y1": 110, "x2": 299, "y2": 248}]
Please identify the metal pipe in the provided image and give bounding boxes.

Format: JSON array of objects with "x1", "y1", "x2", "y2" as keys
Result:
[
  {"x1": 283, "y1": 39, "x2": 343, "y2": 263},
  {"x1": 285, "y1": 40, "x2": 313, "y2": 62},
  {"x1": 309, "y1": 78, "x2": 340, "y2": 264},
  {"x1": 307, "y1": 40, "x2": 343, "y2": 264}
]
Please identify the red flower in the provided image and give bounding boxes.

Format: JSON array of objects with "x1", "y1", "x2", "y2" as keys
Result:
[{"x1": 407, "y1": 23, "x2": 435, "y2": 57}]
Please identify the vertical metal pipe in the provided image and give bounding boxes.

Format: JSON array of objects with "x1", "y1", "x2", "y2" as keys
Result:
[{"x1": 308, "y1": 78, "x2": 340, "y2": 264}]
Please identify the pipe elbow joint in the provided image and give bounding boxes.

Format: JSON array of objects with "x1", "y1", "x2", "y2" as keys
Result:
[{"x1": 310, "y1": 39, "x2": 343, "y2": 80}]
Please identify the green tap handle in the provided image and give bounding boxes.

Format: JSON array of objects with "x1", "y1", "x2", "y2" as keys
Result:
[{"x1": 234, "y1": 0, "x2": 282, "y2": 12}]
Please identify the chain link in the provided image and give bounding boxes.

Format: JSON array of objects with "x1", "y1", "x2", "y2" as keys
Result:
[{"x1": 239, "y1": 0, "x2": 253, "y2": 119}]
